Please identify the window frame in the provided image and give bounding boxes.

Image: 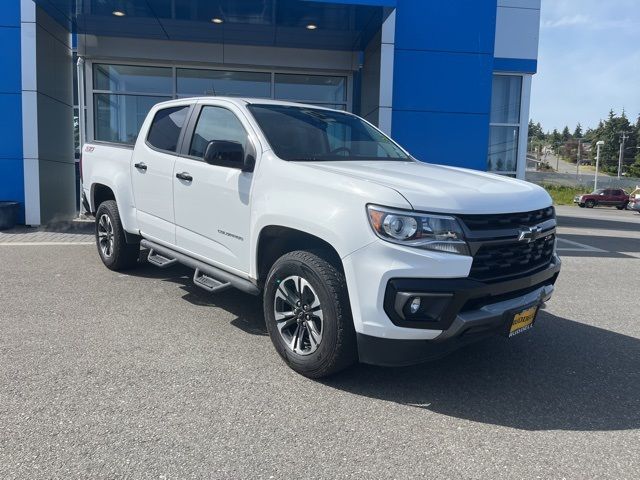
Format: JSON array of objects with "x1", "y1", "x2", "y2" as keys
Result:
[
  {"x1": 85, "y1": 59, "x2": 352, "y2": 147},
  {"x1": 144, "y1": 104, "x2": 194, "y2": 155},
  {"x1": 487, "y1": 71, "x2": 531, "y2": 178},
  {"x1": 182, "y1": 104, "x2": 250, "y2": 163}
]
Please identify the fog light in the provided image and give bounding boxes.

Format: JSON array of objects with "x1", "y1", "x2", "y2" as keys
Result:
[{"x1": 409, "y1": 297, "x2": 421, "y2": 314}]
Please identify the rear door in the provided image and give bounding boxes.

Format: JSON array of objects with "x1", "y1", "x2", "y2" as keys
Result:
[
  {"x1": 613, "y1": 189, "x2": 628, "y2": 205},
  {"x1": 173, "y1": 101, "x2": 256, "y2": 275},
  {"x1": 131, "y1": 104, "x2": 192, "y2": 244}
]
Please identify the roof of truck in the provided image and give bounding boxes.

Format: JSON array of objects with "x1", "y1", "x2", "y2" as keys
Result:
[{"x1": 154, "y1": 96, "x2": 342, "y2": 112}]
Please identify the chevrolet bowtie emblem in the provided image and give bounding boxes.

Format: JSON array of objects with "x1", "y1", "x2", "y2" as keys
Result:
[{"x1": 518, "y1": 225, "x2": 543, "y2": 243}]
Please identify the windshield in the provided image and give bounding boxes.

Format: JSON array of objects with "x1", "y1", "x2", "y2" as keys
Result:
[{"x1": 247, "y1": 104, "x2": 411, "y2": 162}]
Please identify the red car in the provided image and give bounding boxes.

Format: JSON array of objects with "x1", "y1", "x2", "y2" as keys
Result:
[{"x1": 574, "y1": 188, "x2": 629, "y2": 209}]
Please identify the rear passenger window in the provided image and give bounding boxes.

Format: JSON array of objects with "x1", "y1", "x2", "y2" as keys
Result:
[
  {"x1": 147, "y1": 106, "x2": 190, "y2": 152},
  {"x1": 189, "y1": 106, "x2": 248, "y2": 159}
]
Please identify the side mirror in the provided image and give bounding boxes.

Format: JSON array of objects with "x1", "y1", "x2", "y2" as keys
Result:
[{"x1": 204, "y1": 140, "x2": 255, "y2": 172}]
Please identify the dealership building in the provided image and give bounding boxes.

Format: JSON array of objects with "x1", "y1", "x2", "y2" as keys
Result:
[{"x1": 1, "y1": 0, "x2": 541, "y2": 225}]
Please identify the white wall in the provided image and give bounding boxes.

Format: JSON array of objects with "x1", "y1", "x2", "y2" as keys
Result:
[{"x1": 494, "y1": 0, "x2": 541, "y2": 60}]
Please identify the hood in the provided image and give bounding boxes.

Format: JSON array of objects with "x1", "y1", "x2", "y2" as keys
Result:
[{"x1": 300, "y1": 161, "x2": 552, "y2": 214}]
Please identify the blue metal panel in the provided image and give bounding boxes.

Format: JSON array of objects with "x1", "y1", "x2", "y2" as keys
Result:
[
  {"x1": 0, "y1": 27, "x2": 22, "y2": 94},
  {"x1": 394, "y1": 0, "x2": 496, "y2": 54},
  {"x1": 0, "y1": 95, "x2": 23, "y2": 161},
  {"x1": 0, "y1": 4, "x2": 24, "y2": 220},
  {"x1": 0, "y1": 158, "x2": 26, "y2": 221},
  {"x1": 393, "y1": 110, "x2": 490, "y2": 171},
  {"x1": 493, "y1": 57, "x2": 537, "y2": 74},
  {"x1": 393, "y1": 50, "x2": 493, "y2": 114},
  {"x1": 0, "y1": 0, "x2": 21, "y2": 27},
  {"x1": 390, "y1": 0, "x2": 497, "y2": 172}
]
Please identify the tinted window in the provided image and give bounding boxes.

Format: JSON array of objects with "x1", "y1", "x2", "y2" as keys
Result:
[
  {"x1": 147, "y1": 106, "x2": 190, "y2": 152},
  {"x1": 247, "y1": 104, "x2": 409, "y2": 162},
  {"x1": 189, "y1": 106, "x2": 248, "y2": 158}
]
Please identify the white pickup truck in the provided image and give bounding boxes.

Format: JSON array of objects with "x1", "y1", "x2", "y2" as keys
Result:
[{"x1": 82, "y1": 97, "x2": 561, "y2": 378}]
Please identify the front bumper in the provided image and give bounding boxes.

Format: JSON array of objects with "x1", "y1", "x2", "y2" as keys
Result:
[{"x1": 355, "y1": 256, "x2": 561, "y2": 366}]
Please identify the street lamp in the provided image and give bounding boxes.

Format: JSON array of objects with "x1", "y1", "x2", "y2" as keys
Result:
[{"x1": 594, "y1": 140, "x2": 604, "y2": 190}]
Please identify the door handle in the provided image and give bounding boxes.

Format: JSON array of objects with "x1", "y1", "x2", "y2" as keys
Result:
[
  {"x1": 176, "y1": 172, "x2": 193, "y2": 182},
  {"x1": 134, "y1": 162, "x2": 147, "y2": 171}
]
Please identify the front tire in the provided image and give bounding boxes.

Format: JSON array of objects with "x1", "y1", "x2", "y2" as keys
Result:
[
  {"x1": 95, "y1": 200, "x2": 140, "y2": 271},
  {"x1": 585, "y1": 200, "x2": 596, "y2": 208},
  {"x1": 264, "y1": 250, "x2": 357, "y2": 378}
]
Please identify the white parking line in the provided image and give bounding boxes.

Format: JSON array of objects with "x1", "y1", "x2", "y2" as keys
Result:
[
  {"x1": 556, "y1": 237, "x2": 606, "y2": 252},
  {"x1": 0, "y1": 242, "x2": 94, "y2": 246}
]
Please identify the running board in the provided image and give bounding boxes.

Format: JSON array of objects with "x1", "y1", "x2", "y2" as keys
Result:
[
  {"x1": 193, "y1": 269, "x2": 231, "y2": 293},
  {"x1": 147, "y1": 248, "x2": 178, "y2": 268},
  {"x1": 140, "y1": 239, "x2": 260, "y2": 296}
]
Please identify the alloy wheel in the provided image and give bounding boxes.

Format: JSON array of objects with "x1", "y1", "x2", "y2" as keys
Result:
[
  {"x1": 273, "y1": 275, "x2": 324, "y2": 356},
  {"x1": 97, "y1": 214, "x2": 115, "y2": 258}
]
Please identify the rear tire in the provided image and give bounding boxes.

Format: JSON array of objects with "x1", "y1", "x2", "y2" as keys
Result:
[
  {"x1": 616, "y1": 203, "x2": 628, "y2": 210},
  {"x1": 585, "y1": 200, "x2": 595, "y2": 208},
  {"x1": 95, "y1": 200, "x2": 140, "y2": 271},
  {"x1": 263, "y1": 250, "x2": 357, "y2": 378}
]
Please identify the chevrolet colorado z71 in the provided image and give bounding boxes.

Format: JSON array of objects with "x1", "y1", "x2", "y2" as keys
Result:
[{"x1": 82, "y1": 97, "x2": 561, "y2": 378}]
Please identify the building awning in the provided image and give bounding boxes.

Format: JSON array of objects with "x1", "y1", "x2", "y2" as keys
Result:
[{"x1": 35, "y1": 0, "x2": 395, "y2": 51}]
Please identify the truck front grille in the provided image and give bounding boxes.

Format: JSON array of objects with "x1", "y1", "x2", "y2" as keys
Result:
[
  {"x1": 458, "y1": 207, "x2": 555, "y2": 231},
  {"x1": 469, "y1": 233, "x2": 555, "y2": 282}
]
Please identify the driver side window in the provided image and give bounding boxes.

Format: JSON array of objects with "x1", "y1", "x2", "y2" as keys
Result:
[{"x1": 189, "y1": 106, "x2": 248, "y2": 159}]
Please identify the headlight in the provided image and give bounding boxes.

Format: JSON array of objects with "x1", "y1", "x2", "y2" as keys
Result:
[{"x1": 367, "y1": 205, "x2": 469, "y2": 255}]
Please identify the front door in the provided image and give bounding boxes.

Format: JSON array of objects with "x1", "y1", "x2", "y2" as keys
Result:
[
  {"x1": 131, "y1": 105, "x2": 191, "y2": 244},
  {"x1": 173, "y1": 103, "x2": 255, "y2": 275}
]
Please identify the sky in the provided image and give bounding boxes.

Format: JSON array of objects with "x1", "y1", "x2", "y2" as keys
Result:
[{"x1": 529, "y1": 0, "x2": 640, "y2": 133}]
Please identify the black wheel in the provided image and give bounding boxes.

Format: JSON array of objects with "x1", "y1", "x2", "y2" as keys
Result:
[
  {"x1": 616, "y1": 203, "x2": 628, "y2": 210},
  {"x1": 264, "y1": 250, "x2": 357, "y2": 378},
  {"x1": 95, "y1": 200, "x2": 140, "y2": 271},
  {"x1": 585, "y1": 200, "x2": 595, "y2": 208},
  {"x1": 578, "y1": 203, "x2": 585, "y2": 208}
]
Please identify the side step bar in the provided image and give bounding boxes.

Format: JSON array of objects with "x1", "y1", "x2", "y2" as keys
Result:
[
  {"x1": 147, "y1": 249, "x2": 178, "y2": 268},
  {"x1": 193, "y1": 268, "x2": 231, "y2": 294},
  {"x1": 140, "y1": 239, "x2": 260, "y2": 296}
]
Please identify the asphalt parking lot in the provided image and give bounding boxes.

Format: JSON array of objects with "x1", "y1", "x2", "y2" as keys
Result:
[{"x1": 1, "y1": 206, "x2": 639, "y2": 479}]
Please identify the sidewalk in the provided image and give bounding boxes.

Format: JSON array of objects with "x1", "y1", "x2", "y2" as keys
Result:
[{"x1": 0, "y1": 219, "x2": 94, "y2": 245}]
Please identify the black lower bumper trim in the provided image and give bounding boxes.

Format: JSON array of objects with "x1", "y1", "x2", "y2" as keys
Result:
[
  {"x1": 383, "y1": 257, "x2": 561, "y2": 330},
  {"x1": 357, "y1": 325, "x2": 506, "y2": 367}
]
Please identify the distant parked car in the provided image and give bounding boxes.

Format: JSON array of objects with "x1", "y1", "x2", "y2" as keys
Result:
[{"x1": 574, "y1": 188, "x2": 629, "y2": 209}]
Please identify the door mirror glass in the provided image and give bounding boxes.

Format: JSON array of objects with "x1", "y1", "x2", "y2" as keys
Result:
[{"x1": 204, "y1": 140, "x2": 244, "y2": 168}]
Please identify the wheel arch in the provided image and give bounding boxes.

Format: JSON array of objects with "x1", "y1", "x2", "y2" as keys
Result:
[{"x1": 255, "y1": 225, "x2": 344, "y2": 286}]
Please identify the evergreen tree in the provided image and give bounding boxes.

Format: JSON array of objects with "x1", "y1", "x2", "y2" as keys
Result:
[
  {"x1": 573, "y1": 123, "x2": 583, "y2": 138},
  {"x1": 561, "y1": 126, "x2": 572, "y2": 142}
]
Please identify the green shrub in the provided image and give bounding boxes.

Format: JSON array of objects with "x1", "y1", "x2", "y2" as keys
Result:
[{"x1": 541, "y1": 184, "x2": 591, "y2": 205}]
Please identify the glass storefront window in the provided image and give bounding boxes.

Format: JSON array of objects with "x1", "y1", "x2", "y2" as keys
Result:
[
  {"x1": 94, "y1": 64, "x2": 173, "y2": 94},
  {"x1": 274, "y1": 74, "x2": 346, "y2": 104},
  {"x1": 490, "y1": 75, "x2": 522, "y2": 124},
  {"x1": 488, "y1": 126, "x2": 519, "y2": 172},
  {"x1": 177, "y1": 69, "x2": 271, "y2": 98},
  {"x1": 91, "y1": 63, "x2": 350, "y2": 144},
  {"x1": 488, "y1": 74, "x2": 523, "y2": 173},
  {"x1": 94, "y1": 94, "x2": 168, "y2": 144}
]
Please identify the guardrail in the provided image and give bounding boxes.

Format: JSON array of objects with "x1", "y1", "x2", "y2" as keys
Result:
[{"x1": 526, "y1": 171, "x2": 640, "y2": 190}]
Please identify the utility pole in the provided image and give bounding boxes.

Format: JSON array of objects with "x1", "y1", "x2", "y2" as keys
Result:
[
  {"x1": 618, "y1": 131, "x2": 629, "y2": 179},
  {"x1": 576, "y1": 138, "x2": 582, "y2": 179}
]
